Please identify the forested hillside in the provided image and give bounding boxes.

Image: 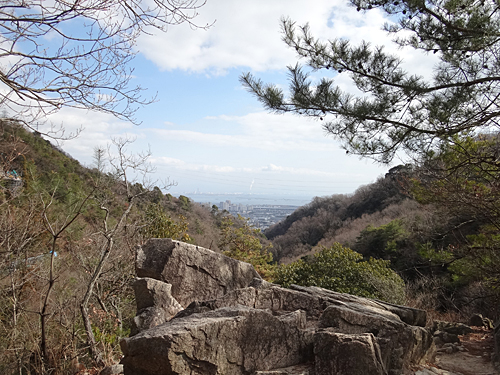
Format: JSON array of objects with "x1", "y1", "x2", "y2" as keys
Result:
[
  {"x1": 0, "y1": 120, "x2": 229, "y2": 374},
  {"x1": 2, "y1": 119, "x2": 500, "y2": 374},
  {"x1": 265, "y1": 168, "x2": 408, "y2": 262},
  {"x1": 265, "y1": 142, "x2": 500, "y2": 320}
]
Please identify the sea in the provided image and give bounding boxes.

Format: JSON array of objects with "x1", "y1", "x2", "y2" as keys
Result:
[{"x1": 173, "y1": 193, "x2": 316, "y2": 207}]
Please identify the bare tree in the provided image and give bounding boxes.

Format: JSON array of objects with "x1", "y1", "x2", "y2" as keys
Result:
[
  {"x1": 38, "y1": 180, "x2": 93, "y2": 371},
  {"x1": 0, "y1": 0, "x2": 210, "y2": 131},
  {"x1": 0, "y1": 198, "x2": 44, "y2": 374},
  {"x1": 80, "y1": 136, "x2": 172, "y2": 365}
]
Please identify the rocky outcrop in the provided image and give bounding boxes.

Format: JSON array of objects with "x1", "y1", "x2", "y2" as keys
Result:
[
  {"x1": 121, "y1": 306, "x2": 311, "y2": 375},
  {"x1": 135, "y1": 238, "x2": 260, "y2": 307},
  {"x1": 131, "y1": 277, "x2": 183, "y2": 335},
  {"x1": 121, "y1": 239, "x2": 436, "y2": 375}
]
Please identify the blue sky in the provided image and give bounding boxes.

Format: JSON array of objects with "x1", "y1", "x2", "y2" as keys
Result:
[{"x1": 47, "y1": 0, "x2": 436, "y2": 201}]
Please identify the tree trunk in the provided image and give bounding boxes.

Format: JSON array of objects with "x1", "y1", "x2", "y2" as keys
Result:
[{"x1": 80, "y1": 239, "x2": 113, "y2": 366}]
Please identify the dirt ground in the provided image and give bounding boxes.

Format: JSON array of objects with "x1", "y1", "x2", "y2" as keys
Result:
[{"x1": 416, "y1": 327, "x2": 499, "y2": 375}]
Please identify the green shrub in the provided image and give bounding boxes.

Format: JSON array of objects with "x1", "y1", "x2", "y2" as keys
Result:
[
  {"x1": 178, "y1": 195, "x2": 192, "y2": 211},
  {"x1": 273, "y1": 243, "x2": 406, "y2": 304},
  {"x1": 355, "y1": 219, "x2": 406, "y2": 258},
  {"x1": 219, "y1": 215, "x2": 276, "y2": 281},
  {"x1": 141, "y1": 203, "x2": 191, "y2": 242}
]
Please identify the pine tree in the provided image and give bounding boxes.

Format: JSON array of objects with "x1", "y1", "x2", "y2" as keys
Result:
[{"x1": 241, "y1": 0, "x2": 500, "y2": 163}]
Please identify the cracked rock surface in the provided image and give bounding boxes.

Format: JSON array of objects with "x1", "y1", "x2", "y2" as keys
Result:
[
  {"x1": 121, "y1": 239, "x2": 436, "y2": 375},
  {"x1": 135, "y1": 238, "x2": 260, "y2": 308}
]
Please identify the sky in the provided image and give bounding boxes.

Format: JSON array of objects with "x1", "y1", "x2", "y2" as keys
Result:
[{"x1": 43, "y1": 0, "x2": 437, "y2": 204}]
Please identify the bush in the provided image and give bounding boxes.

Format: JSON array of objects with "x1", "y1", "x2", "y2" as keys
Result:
[
  {"x1": 219, "y1": 215, "x2": 276, "y2": 281},
  {"x1": 273, "y1": 243, "x2": 406, "y2": 304},
  {"x1": 141, "y1": 203, "x2": 191, "y2": 242}
]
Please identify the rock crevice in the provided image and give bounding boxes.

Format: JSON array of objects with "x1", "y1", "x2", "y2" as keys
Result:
[{"x1": 121, "y1": 239, "x2": 435, "y2": 375}]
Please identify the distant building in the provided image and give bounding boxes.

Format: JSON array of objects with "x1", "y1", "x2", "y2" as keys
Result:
[{"x1": 220, "y1": 200, "x2": 230, "y2": 211}]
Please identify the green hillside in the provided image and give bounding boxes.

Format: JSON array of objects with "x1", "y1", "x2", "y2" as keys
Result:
[
  {"x1": 265, "y1": 143, "x2": 500, "y2": 320},
  {"x1": 0, "y1": 120, "x2": 228, "y2": 374},
  {"x1": 2, "y1": 120, "x2": 499, "y2": 374}
]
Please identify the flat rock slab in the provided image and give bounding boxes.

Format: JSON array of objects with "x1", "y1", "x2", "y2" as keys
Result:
[
  {"x1": 290, "y1": 285, "x2": 426, "y2": 327},
  {"x1": 435, "y1": 352, "x2": 498, "y2": 375},
  {"x1": 120, "y1": 306, "x2": 311, "y2": 375}
]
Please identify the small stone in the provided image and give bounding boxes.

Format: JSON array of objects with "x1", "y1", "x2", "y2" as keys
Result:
[
  {"x1": 433, "y1": 320, "x2": 472, "y2": 335},
  {"x1": 99, "y1": 364, "x2": 123, "y2": 375}
]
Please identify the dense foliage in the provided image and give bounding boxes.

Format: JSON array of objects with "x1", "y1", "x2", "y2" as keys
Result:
[
  {"x1": 141, "y1": 203, "x2": 191, "y2": 242},
  {"x1": 218, "y1": 214, "x2": 276, "y2": 280},
  {"x1": 264, "y1": 173, "x2": 409, "y2": 262},
  {"x1": 274, "y1": 243, "x2": 406, "y2": 304},
  {"x1": 410, "y1": 134, "x2": 500, "y2": 295}
]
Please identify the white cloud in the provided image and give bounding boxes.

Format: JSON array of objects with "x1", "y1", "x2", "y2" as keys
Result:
[
  {"x1": 137, "y1": 1, "x2": 349, "y2": 73},
  {"x1": 137, "y1": 1, "x2": 438, "y2": 80},
  {"x1": 260, "y1": 163, "x2": 352, "y2": 177},
  {"x1": 152, "y1": 156, "x2": 239, "y2": 173},
  {"x1": 151, "y1": 157, "x2": 357, "y2": 179},
  {"x1": 152, "y1": 111, "x2": 333, "y2": 151}
]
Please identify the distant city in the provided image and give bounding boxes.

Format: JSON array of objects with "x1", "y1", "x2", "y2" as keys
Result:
[
  {"x1": 199, "y1": 200, "x2": 299, "y2": 230},
  {"x1": 180, "y1": 192, "x2": 314, "y2": 206}
]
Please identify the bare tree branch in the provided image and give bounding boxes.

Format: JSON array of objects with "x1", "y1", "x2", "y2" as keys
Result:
[{"x1": 0, "y1": 0, "x2": 212, "y2": 129}]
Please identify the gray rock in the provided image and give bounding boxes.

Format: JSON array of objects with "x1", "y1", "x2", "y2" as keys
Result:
[
  {"x1": 433, "y1": 320, "x2": 472, "y2": 336},
  {"x1": 99, "y1": 364, "x2": 124, "y2": 375},
  {"x1": 125, "y1": 240, "x2": 435, "y2": 375},
  {"x1": 174, "y1": 281, "x2": 426, "y2": 328},
  {"x1": 249, "y1": 277, "x2": 276, "y2": 289},
  {"x1": 289, "y1": 284, "x2": 427, "y2": 327},
  {"x1": 318, "y1": 303, "x2": 434, "y2": 373},
  {"x1": 314, "y1": 331, "x2": 386, "y2": 375},
  {"x1": 433, "y1": 329, "x2": 461, "y2": 347},
  {"x1": 130, "y1": 278, "x2": 183, "y2": 335},
  {"x1": 254, "y1": 363, "x2": 312, "y2": 374},
  {"x1": 135, "y1": 238, "x2": 261, "y2": 307},
  {"x1": 470, "y1": 313, "x2": 494, "y2": 329},
  {"x1": 155, "y1": 283, "x2": 434, "y2": 374},
  {"x1": 120, "y1": 306, "x2": 312, "y2": 375}
]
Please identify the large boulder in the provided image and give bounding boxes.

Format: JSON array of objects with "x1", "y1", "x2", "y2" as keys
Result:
[
  {"x1": 313, "y1": 331, "x2": 386, "y2": 375},
  {"x1": 318, "y1": 304, "x2": 434, "y2": 373},
  {"x1": 124, "y1": 239, "x2": 435, "y2": 375},
  {"x1": 135, "y1": 239, "x2": 261, "y2": 307},
  {"x1": 120, "y1": 306, "x2": 312, "y2": 375}
]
